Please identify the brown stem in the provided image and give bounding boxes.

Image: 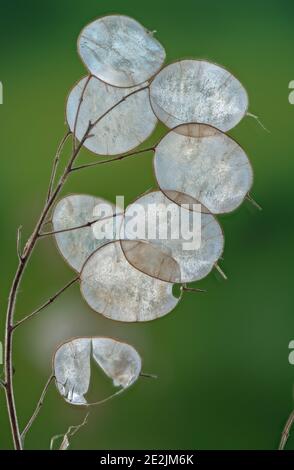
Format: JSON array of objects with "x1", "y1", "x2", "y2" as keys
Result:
[
  {"x1": 50, "y1": 412, "x2": 89, "y2": 450},
  {"x1": 21, "y1": 375, "x2": 55, "y2": 444},
  {"x1": 279, "y1": 409, "x2": 294, "y2": 450},
  {"x1": 46, "y1": 130, "x2": 72, "y2": 202},
  {"x1": 71, "y1": 146, "x2": 155, "y2": 172},
  {"x1": 140, "y1": 372, "x2": 158, "y2": 379},
  {"x1": 16, "y1": 226, "x2": 23, "y2": 262},
  {"x1": 91, "y1": 85, "x2": 148, "y2": 129},
  {"x1": 182, "y1": 286, "x2": 207, "y2": 293},
  {"x1": 13, "y1": 276, "x2": 79, "y2": 330},
  {"x1": 39, "y1": 212, "x2": 123, "y2": 238}
]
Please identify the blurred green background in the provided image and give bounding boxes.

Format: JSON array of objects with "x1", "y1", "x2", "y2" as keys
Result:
[{"x1": 1, "y1": 0, "x2": 294, "y2": 450}]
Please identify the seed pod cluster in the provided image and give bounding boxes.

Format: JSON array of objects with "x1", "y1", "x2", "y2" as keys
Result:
[{"x1": 53, "y1": 15, "x2": 255, "y2": 405}]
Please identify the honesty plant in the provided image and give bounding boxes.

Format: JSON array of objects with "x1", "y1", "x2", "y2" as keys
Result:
[{"x1": 2, "y1": 14, "x2": 261, "y2": 450}]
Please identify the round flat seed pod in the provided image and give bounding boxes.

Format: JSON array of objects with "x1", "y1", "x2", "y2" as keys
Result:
[
  {"x1": 80, "y1": 241, "x2": 180, "y2": 322},
  {"x1": 53, "y1": 194, "x2": 123, "y2": 272},
  {"x1": 53, "y1": 337, "x2": 141, "y2": 405},
  {"x1": 121, "y1": 190, "x2": 224, "y2": 283},
  {"x1": 78, "y1": 15, "x2": 166, "y2": 88},
  {"x1": 149, "y1": 60, "x2": 248, "y2": 132},
  {"x1": 66, "y1": 76, "x2": 157, "y2": 155},
  {"x1": 154, "y1": 124, "x2": 253, "y2": 214}
]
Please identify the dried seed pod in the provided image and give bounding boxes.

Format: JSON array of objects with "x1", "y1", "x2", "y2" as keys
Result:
[
  {"x1": 66, "y1": 76, "x2": 157, "y2": 155},
  {"x1": 154, "y1": 124, "x2": 253, "y2": 214},
  {"x1": 53, "y1": 337, "x2": 141, "y2": 405},
  {"x1": 80, "y1": 241, "x2": 180, "y2": 322},
  {"x1": 78, "y1": 15, "x2": 166, "y2": 88},
  {"x1": 52, "y1": 194, "x2": 123, "y2": 272},
  {"x1": 121, "y1": 190, "x2": 224, "y2": 283},
  {"x1": 149, "y1": 60, "x2": 248, "y2": 132}
]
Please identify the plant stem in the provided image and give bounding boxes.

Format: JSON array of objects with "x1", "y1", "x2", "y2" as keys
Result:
[
  {"x1": 38, "y1": 213, "x2": 123, "y2": 238},
  {"x1": 279, "y1": 409, "x2": 294, "y2": 450},
  {"x1": 16, "y1": 226, "x2": 23, "y2": 262},
  {"x1": 182, "y1": 286, "x2": 207, "y2": 293},
  {"x1": 215, "y1": 263, "x2": 228, "y2": 280},
  {"x1": 21, "y1": 375, "x2": 55, "y2": 444},
  {"x1": 50, "y1": 412, "x2": 89, "y2": 450},
  {"x1": 46, "y1": 130, "x2": 72, "y2": 202},
  {"x1": 13, "y1": 276, "x2": 79, "y2": 330},
  {"x1": 71, "y1": 146, "x2": 155, "y2": 172}
]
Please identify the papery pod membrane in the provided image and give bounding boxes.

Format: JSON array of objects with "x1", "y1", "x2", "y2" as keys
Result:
[
  {"x1": 53, "y1": 194, "x2": 123, "y2": 272},
  {"x1": 92, "y1": 338, "x2": 141, "y2": 388},
  {"x1": 80, "y1": 241, "x2": 180, "y2": 322},
  {"x1": 53, "y1": 337, "x2": 141, "y2": 405},
  {"x1": 154, "y1": 124, "x2": 253, "y2": 214},
  {"x1": 54, "y1": 338, "x2": 91, "y2": 405},
  {"x1": 78, "y1": 15, "x2": 166, "y2": 88},
  {"x1": 121, "y1": 190, "x2": 224, "y2": 283},
  {"x1": 66, "y1": 76, "x2": 157, "y2": 155},
  {"x1": 149, "y1": 60, "x2": 248, "y2": 132},
  {"x1": 120, "y1": 240, "x2": 182, "y2": 283}
]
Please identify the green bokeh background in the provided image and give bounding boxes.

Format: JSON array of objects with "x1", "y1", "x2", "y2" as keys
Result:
[{"x1": 1, "y1": 0, "x2": 294, "y2": 450}]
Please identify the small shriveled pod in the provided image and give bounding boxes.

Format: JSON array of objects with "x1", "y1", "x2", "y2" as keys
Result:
[
  {"x1": 53, "y1": 337, "x2": 142, "y2": 405},
  {"x1": 149, "y1": 59, "x2": 248, "y2": 132}
]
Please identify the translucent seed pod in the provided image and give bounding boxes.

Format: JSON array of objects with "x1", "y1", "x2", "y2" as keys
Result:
[
  {"x1": 52, "y1": 194, "x2": 123, "y2": 272},
  {"x1": 78, "y1": 15, "x2": 166, "y2": 88},
  {"x1": 53, "y1": 337, "x2": 142, "y2": 405},
  {"x1": 80, "y1": 241, "x2": 180, "y2": 322},
  {"x1": 66, "y1": 76, "x2": 157, "y2": 155},
  {"x1": 154, "y1": 124, "x2": 253, "y2": 214},
  {"x1": 120, "y1": 190, "x2": 224, "y2": 283},
  {"x1": 149, "y1": 60, "x2": 248, "y2": 132}
]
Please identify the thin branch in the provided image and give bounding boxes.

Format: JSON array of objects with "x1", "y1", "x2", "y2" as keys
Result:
[
  {"x1": 140, "y1": 372, "x2": 158, "y2": 379},
  {"x1": 46, "y1": 130, "x2": 72, "y2": 202},
  {"x1": 247, "y1": 112, "x2": 270, "y2": 133},
  {"x1": 0, "y1": 379, "x2": 7, "y2": 390},
  {"x1": 50, "y1": 412, "x2": 89, "y2": 450},
  {"x1": 84, "y1": 388, "x2": 126, "y2": 408},
  {"x1": 279, "y1": 409, "x2": 294, "y2": 450},
  {"x1": 85, "y1": 373, "x2": 158, "y2": 407},
  {"x1": 38, "y1": 212, "x2": 123, "y2": 239},
  {"x1": 182, "y1": 286, "x2": 207, "y2": 293},
  {"x1": 13, "y1": 276, "x2": 79, "y2": 330},
  {"x1": 91, "y1": 85, "x2": 149, "y2": 129},
  {"x1": 71, "y1": 147, "x2": 155, "y2": 172},
  {"x1": 215, "y1": 263, "x2": 228, "y2": 280},
  {"x1": 16, "y1": 226, "x2": 23, "y2": 262},
  {"x1": 246, "y1": 193, "x2": 262, "y2": 211},
  {"x1": 21, "y1": 375, "x2": 55, "y2": 443}
]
